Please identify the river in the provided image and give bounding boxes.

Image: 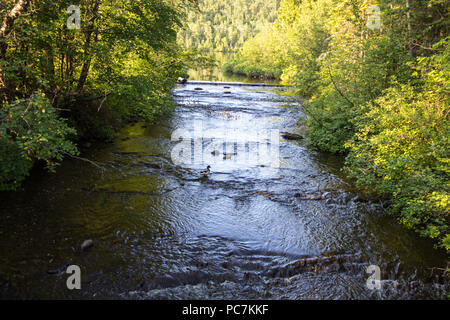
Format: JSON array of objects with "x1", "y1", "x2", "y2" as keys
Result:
[{"x1": 0, "y1": 82, "x2": 448, "y2": 299}]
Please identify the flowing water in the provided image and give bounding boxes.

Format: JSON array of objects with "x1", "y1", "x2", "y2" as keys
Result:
[{"x1": 0, "y1": 82, "x2": 448, "y2": 299}]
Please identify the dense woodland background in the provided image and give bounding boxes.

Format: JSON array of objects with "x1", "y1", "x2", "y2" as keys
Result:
[
  {"x1": 177, "y1": 0, "x2": 280, "y2": 52},
  {"x1": 0, "y1": 0, "x2": 448, "y2": 251}
]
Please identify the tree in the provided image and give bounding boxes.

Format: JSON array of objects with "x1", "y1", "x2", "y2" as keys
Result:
[
  {"x1": 227, "y1": 0, "x2": 449, "y2": 250},
  {"x1": 0, "y1": 0, "x2": 30, "y2": 102},
  {"x1": 0, "y1": 0, "x2": 197, "y2": 189}
]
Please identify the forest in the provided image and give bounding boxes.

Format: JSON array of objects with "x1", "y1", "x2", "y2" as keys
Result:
[
  {"x1": 226, "y1": 0, "x2": 449, "y2": 250},
  {"x1": 178, "y1": 0, "x2": 280, "y2": 52}
]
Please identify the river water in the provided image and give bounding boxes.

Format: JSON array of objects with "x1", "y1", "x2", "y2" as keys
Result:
[{"x1": 0, "y1": 82, "x2": 448, "y2": 299}]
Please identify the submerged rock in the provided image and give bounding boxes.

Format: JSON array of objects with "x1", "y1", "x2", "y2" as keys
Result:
[
  {"x1": 137, "y1": 161, "x2": 162, "y2": 169},
  {"x1": 81, "y1": 240, "x2": 94, "y2": 251},
  {"x1": 281, "y1": 132, "x2": 304, "y2": 141},
  {"x1": 295, "y1": 192, "x2": 329, "y2": 201},
  {"x1": 46, "y1": 268, "x2": 62, "y2": 275},
  {"x1": 46, "y1": 263, "x2": 71, "y2": 275},
  {"x1": 381, "y1": 200, "x2": 393, "y2": 210}
]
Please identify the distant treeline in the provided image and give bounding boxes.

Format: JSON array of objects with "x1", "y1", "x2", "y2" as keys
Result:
[
  {"x1": 227, "y1": 0, "x2": 449, "y2": 251},
  {"x1": 178, "y1": 0, "x2": 280, "y2": 52}
]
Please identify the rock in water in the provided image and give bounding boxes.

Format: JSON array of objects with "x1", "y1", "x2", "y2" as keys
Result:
[
  {"x1": 81, "y1": 240, "x2": 94, "y2": 251},
  {"x1": 177, "y1": 77, "x2": 187, "y2": 84},
  {"x1": 281, "y1": 132, "x2": 305, "y2": 141}
]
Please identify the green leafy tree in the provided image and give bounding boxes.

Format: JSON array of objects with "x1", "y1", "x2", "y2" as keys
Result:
[
  {"x1": 229, "y1": 0, "x2": 449, "y2": 250},
  {"x1": 0, "y1": 0, "x2": 197, "y2": 189}
]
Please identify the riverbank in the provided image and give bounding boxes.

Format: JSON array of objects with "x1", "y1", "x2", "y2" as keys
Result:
[
  {"x1": 218, "y1": 0, "x2": 450, "y2": 252},
  {"x1": 223, "y1": 59, "x2": 281, "y2": 81}
]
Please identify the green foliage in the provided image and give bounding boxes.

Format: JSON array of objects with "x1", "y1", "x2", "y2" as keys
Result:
[
  {"x1": 223, "y1": 25, "x2": 284, "y2": 79},
  {"x1": 0, "y1": 92, "x2": 78, "y2": 190},
  {"x1": 0, "y1": 0, "x2": 195, "y2": 189},
  {"x1": 231, "y1": 0, "x2": 449, "y2": 250},
  {"x1": 304, "y1": 90, "x2": 359, "y2": 154},
  {"x1": 444, "y1": 234, "x2": 450, "y2": 252},
  {"x1": 345, "y1": 49, "x2": 449, "y2": 249},
  {"x1": 178, "y1": 0, "x2": 280, "y2": 52},
  {"x1": 226, "y1": 0, "x2": 331, "y2": 82}
]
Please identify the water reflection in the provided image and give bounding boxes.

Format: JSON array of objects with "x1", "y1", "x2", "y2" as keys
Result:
[{"x1": 188, "y1": 51, "x2": 280, "y2": 85}]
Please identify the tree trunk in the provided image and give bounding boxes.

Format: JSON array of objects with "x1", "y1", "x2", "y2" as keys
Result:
[
  {"x1": 0, "y1": 0, "x2": 29, "y2": 43},
  {"x1": 76, "y1": 1, "x2": 100, "y2": 94},
  {"x1": 76, "y1": 31, "x2": 95, "y2": 93},
  {"x1": 406, "y1": 0, "x2": 413, "y2": 56},
  {"x1": 0, "y1": 0, "x2": 30, "y2": 102}
]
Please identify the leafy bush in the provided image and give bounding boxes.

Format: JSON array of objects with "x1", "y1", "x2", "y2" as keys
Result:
[
  {"x1": 0, "y1": 0, "x2": 192, "y2": 190},
  {"x1": 303, "y1": 89, "x2": 359, "y2": 154},
  {"x1": 345, "y1": 50, "x2": 449, "y2": 249},
  {"x1": 0, "y1": 92, "x2": 78, "y2": 190},
  {"x1": 224, "y1": 56, "x2": 282, "y2": 80}
]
